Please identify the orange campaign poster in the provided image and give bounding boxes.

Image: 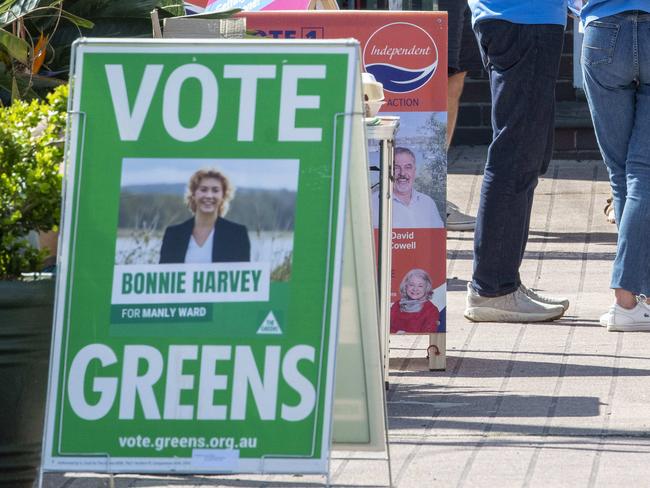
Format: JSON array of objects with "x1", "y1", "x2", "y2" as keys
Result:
[{"x1": 242, "y1": 11, "x2": 448, "y2": 335}]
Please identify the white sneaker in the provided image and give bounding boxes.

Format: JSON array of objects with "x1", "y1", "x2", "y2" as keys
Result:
[
  {"x1": 519, "y1": 284, "x2": 570, "y2": 312},
  {"x1": 607, "y1": 300, "x2": 650, "y2": 332},
  {"x1": 464, "y1": 283, "x2": 565, "y2": 323},
  {"x1": 599, "y1": 312, "x2": 610, "y2": 326},
  {"x1": 601, "y1": 296, "x2": 649, "y2": 327},
  {"x1": 447, "y1": 201, "x2": 476, "y2": 231}
]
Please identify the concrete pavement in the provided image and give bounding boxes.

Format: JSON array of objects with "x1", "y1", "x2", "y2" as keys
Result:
[{"x1": 42, "y1": 146, "x2": 650, "y2": 487}]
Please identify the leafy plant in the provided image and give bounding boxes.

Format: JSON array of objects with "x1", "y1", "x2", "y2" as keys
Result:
[
  {"x1": 0, "y1": 0, "x2": 88, "y2": 100},
  {"x1": 0, "y1": 83, "x2": 66, "y2": 279},
  {"x1": 37, "y1": 0, "x2": 186, "y2": 79},
  {"x1": 0, "y1": 0, "x2": 187, "y2": 101}
]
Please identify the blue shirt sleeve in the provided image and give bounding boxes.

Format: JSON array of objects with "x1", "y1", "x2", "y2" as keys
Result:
[{"x1": 469, "y1": 0, "x2": 568, "y2": 26}]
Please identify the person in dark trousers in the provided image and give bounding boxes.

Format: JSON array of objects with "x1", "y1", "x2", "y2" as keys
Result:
[
  {"x1": 464, "y1": 0, "x2": 570, "y2": 322},
  {"x1": 441, "y1": 0, "x2": 478, "y2": 231}
]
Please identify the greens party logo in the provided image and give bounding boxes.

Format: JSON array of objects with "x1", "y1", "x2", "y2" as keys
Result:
[{"x1": 363, "y1": 22, "x2": 439, "y2": 94}]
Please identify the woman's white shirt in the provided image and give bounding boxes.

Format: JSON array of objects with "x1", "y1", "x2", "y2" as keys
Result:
[{"x1": 184, "y1": 229, "x2": 214, "y2": 263}]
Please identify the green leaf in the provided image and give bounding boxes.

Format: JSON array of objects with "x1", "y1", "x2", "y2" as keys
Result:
[
  {"x1": 58, "y1": 8, "x2": 94, "y2": 29},
  {"x1": 0, "y1": 71, "x2": 39, "y2": 99},
  {"x1": 0, "y1": 0, "x2": 40, "y2": 27},
  {"x1": 158, "y1": 0, "x2": 184, "y2": 17},
  {"x1": 56, "y1": 0, "x2": 159, "y2": 20},
  {"x1": 0, "y1": 27, "x2": 29, "y2": 63},
  {"x1": 10, "y1": 74, "x2": 18, "y2": 100},
  {"x1": 0, "y1": 0, "x2": 19, "y2": 16},
  {"x1": 23, "y1": 5, "x2": 94, "y2": 30},
  {"x1": 21, "y1": 72, "x2": 64, "y2": 88}
]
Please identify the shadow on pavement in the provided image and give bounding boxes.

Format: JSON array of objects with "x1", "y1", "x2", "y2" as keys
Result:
[
  {"x1": 389, "y1": 434, "x2": 650, "y2": 454},
  {"x1": 447, "y1": 231, "x2": 617, "y2": 245},
  {"x1": 389, "y1": 355, "x2": 650, "y2": 378},
  {"x1": 40, "y1": 473, "x2": 371, "y2": 488},
  {"x1": 447, "y1": 249, "x2": 616, "y2": 261}
]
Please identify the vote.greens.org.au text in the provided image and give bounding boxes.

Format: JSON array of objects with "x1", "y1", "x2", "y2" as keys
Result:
[{"x1": 118, "y1": 435, "x2": 257, "y2": 452}]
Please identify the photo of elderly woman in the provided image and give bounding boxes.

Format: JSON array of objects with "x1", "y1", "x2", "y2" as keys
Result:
[
  {"x1": 391, "y1": 268, "x2": 440, "y2": 334},
  {"x1": 159, "y1": 168, "x2": 250, "y2": 264}
]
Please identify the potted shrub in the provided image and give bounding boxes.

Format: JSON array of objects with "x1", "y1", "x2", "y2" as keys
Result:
[{"x1": 0, "y1": 84, "x2": 67, "y2": 488}]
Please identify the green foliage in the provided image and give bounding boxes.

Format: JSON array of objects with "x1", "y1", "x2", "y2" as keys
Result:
[
  {"x1": 0, "y1": 27, "x2": 29, "y2": 64},
  {"x1": 0, "y1": 0, "x2": 238, "y2": 100},
  {"x1": 0, "y1": 0, "x2": 189, "y2": 100},
  {"x1": 41, "y1": 0, "x2": 177, "y2": 74},
  {"x1": 415, "y1": 113, "x2": 447, "y2": 214},
  {"x1": 0, "y1": 0, "x2": 39, "y2": 26},
  {"x1": 0, "y1": 83, "x2": 66, "y2": 279},
  {"x1": 270, "y1": 252, "x2": 292, "y2": 282}
]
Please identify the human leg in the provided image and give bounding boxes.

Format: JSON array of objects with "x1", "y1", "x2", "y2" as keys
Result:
[
  {"x1": 441, "y1": 0, "x2": 468, "y2": 147},
  {"x1": 582, "y1": 14, "x2": 635, "y2": 230},
  {"x1": 440, "y1": 0, "x2": 476, "y2": 230},
  {"x1": 582, "y1": 12, "x2": 650, "y2": 330},
  {"x1": 465, "y1": 21, "x2": 566, "y2": 322},
  {"x1": 447, "y1": 69, "x2": 475, "y2": 231},
  {"x1": 604, "y1": 191, "x2": 616, "y2": 224},
  {"x1": 582, "y1": 13, "x2": 648, "y2": 301},
  {"x1": 611, "y1": 13, "x2": 650, "y2": 299},
  {"x1": 471, "y1": 21, "x2": 564, "y2": 297},
  {"x1": 447, "y1": 71, "x2": 467, "y2": 148},
  {"x1": 514, "y1": 93, "x2": 557, "y2": 272}
]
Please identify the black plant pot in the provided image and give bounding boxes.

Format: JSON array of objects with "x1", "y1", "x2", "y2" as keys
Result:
[{"x1": 0, "y1": 278, "x2": 55, "y2": 488}]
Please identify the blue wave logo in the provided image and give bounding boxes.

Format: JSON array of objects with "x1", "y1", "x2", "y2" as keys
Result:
[
  {"x1": 365, "y1": 61, "x2": 437, "y2": 94},
  {"x1": 363, "y1": 22, "x2": 439, "y2": 94}
]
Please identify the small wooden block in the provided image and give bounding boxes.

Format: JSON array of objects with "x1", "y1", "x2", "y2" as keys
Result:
[{"x1": 428, "y1": 332, "x2": 446, "y2": 371}]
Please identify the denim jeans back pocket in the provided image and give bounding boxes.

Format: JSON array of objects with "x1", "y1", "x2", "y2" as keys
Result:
[
  {"x1": 475, "y1": 20, "x2": 522, "y2": 72},
  {"x1": 582, "y1": 21, "x2": 620, "y2": 66}
]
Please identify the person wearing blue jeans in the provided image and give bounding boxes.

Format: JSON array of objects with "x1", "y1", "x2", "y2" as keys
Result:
[
  {"x1": 464, "y1": 0, "x2": 570, "y2": 322},
  {"x1": 579, "y1": 1, "x2": 650, "y2": 331}
]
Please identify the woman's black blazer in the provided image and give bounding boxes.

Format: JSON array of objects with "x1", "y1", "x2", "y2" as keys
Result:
[{"x1": 159, "y1": 217, "x2": 250, "y2": 263}]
